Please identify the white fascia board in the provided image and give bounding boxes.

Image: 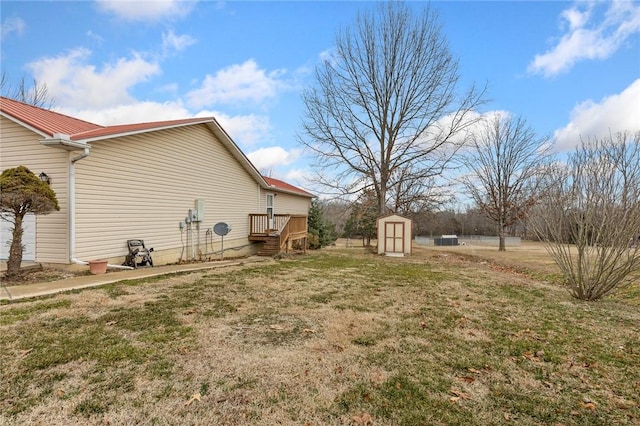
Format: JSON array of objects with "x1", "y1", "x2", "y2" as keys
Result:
[
  {"x1": 75, "y1": 119, "x2": 214, "y2": 143},
  {"x1": 40, "y1": 138, "x2": 89, "y2": 151},
  {"x1": 269, "y1": 186, "x2": 315, "y2": 198}
]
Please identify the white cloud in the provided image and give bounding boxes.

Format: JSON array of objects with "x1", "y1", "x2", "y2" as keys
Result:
[
  {"x1": 528, "y1": 1, "x2": 640, "y2": 77},
  {"x1": 23, "y1": 47, "x2": 275, "y2": 147},
  {"x1": 206, "y1": 111, "x2": 272, "y2": 146},
  {"x1": 246, "y1": 146, "x2": 301, "y2": 171},
  {"x1": 318, "y1": 48, "x2": 337, "y2": 66},
  {"x1": 282, "y1": 168, "x2": 314, "y2": 187},
  {"x1": 553, "y1": 78, "x2": 640, "y2": 151},
  {"x1": 419, "y1": 109, "x2": 509, "y2": 150},
  {"x1": 85, "y1": 30, "x2": 104, "y2": 43},
  {"x1": 162, "y1": 30, "x2": 196, "y2": 55},
  {"x1": 26, "y1": 48, "x2": 160, "y2": 109},
  {"x1": 156, "y1": 82, "x2": 180, "y2": 95},
  {"x1": 186, "y1": 59, "x2": 287, "y2": 108},
  {"x1": 95, "y1": 0, "x2": 197, "y2": 21},
  {"x1": 62, "y1": 100, "x2": 191, "y2": 126},
  {"x1": 561, "y1": 5, "x2": 592, "y2": 31},
  {"x1": 1, "y1": 17, "x2": 26, "y2": 38}
]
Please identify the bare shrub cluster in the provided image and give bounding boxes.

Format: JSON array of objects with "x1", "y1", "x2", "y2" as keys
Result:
[{"x1": 531, "y1": 131, "x2": 640, "y2": 300}]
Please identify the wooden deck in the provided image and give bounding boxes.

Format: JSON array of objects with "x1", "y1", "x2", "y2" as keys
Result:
[{"x1": 249, "y1": 214, "x2": 308, "y2": 256}]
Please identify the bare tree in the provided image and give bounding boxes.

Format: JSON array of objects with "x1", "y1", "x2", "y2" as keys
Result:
[
  {"x1": 530, "y1": 132, "x2": 640, "y2": 301},
  {"x1": 299, "y1": 1, "x2": 485, "y2": 215},
  {"x1": 1, "y1": 72, "x2": 55, "y2": 109},
  {"x1": 459, "y1": 114, "x2": 551, "y2": 251},
  {"x1": 387, "y1": 165, "x2": 454, "y2": 216}
]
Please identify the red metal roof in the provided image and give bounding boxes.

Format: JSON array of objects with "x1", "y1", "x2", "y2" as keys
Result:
[
  {"x1": 0, "y1": 96, "x2": 103, "y2": 136},
  {"x1": 263, "y1": 176, "x2": 314, "y2": 198},
  {"x1": 0, "y1": 97, "x2": 214, "y2": 141},
  {"x1": 70, "y1": 117, "x2": 215, "y2": 140}
]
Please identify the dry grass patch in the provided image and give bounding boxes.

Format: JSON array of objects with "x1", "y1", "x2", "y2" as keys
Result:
[{"x1": 1, "y1": 249, "x2": 638, "y2": 425}]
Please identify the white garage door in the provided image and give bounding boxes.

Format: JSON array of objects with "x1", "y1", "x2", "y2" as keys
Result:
[{"x1": 0, "y1": 213, "x2": 36, "y2": 261}]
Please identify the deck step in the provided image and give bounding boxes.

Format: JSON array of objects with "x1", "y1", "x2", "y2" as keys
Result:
[{"x1": 257, "y1": 237, "x2": 281, "y2": 256}]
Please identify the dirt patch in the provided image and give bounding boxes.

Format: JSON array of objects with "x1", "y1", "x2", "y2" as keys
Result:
[{"x1": 1, "y1": 267, "x2": 87, "y2": 286}]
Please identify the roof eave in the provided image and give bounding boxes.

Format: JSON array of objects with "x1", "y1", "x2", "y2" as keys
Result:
[
  {"x1": 1, "y1": 111, "x2": 52, "y2": 138},
  {"x1": 71, "y1": 119, "x2": 214, "y2": 142},
  {"x1": 205, "y1": 120, "x2": 270, "y2": 187},
  {"x1": 270, "y1": 186, "x2": 315, "y2": 198}
]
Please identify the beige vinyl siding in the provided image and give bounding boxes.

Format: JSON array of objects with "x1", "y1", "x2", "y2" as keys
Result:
[
  {"x1": 259, "y1": 189, "x2": 311, "y2": 216},
  {"x1": 0, "y1": 117, "x2": 69, "y2": 263},
  {"x1": 73, "y1": 124, "x2": 260, "y2": 261}
]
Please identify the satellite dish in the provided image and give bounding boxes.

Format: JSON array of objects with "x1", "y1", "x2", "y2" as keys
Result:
[
  {"x1": 213, "y1": 222, "x2": 231, "y2": 260},
  {"x1": 213, "y1": 222, "x2": 230, "y2": 236}
]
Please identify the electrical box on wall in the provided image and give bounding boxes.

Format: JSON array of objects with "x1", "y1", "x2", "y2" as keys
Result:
[{"x1": 193, "y1": 199, "x2": 205, "y2": 222}]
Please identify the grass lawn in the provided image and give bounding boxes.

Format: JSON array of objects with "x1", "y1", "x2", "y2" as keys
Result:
[{"x1": 1, "y1": 243, "x2": 639, "y2": 425}]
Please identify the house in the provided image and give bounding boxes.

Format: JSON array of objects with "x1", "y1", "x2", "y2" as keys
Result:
[
  {"x1": 376, "y1": 213, "x2": 413, "y2": 256},
  {"x1": 0, "y1": 96, "x2": 313, "y2": 269}
]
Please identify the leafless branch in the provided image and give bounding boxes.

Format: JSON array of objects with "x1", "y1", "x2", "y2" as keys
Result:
[
  {"x1": 298, "y1": 2, "x2": 486, "y2": 215},
  {"x1": 1, "y1": 72, "x2": 55, "y2": 109},
  {"x1": 530, "y1": 131, "x2": 640, "y2": 300}
]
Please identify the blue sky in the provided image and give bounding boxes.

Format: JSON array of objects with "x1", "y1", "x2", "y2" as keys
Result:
[{"x1": 1, "y1": 0, "x2": 639, "y2": 191}]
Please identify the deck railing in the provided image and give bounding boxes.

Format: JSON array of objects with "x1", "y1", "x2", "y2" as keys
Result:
[
  {"x1": 249, "y1": 213, "x2": 308, "y2": 251},
  {"x1": 249, "y1": 214, "x2": 293, "y2": 235},
  {"x1": 277, "y1": 215, "x2": 308, "y2": 251}
]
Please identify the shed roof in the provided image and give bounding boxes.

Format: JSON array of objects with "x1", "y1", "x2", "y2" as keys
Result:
[{"x1": 376, "y1": 213, "x2": 412, "y2": 222}]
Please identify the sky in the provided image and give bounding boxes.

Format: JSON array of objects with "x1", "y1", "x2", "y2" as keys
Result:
[{"x1": 1, "y1": 0, "x2": 639, "y2": 193}]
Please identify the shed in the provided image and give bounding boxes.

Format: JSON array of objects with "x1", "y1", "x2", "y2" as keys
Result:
[{"x1": 377, "y1": 214, "x2": 412, "y2": 256}]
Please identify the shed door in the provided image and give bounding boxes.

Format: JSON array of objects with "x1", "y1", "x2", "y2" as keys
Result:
[
  {"x1": 385, "y1": 221, "x2": 404, "y2": 253},
  {"x1": 1, "y1": 213, "x2": 36, "y2": 261}
]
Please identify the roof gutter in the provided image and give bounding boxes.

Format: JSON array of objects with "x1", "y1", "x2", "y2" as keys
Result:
[
  {"x1": 40, "y1": 134, "x2": 89, "y2": 151},
  {"x1": 267, "y1": 186, "x2": 315, "y2": 198}
]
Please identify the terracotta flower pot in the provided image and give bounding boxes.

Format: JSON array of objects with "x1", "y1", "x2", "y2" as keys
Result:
[{"x1": 88, "y1": 260, "x2": 108, "y2": 275}]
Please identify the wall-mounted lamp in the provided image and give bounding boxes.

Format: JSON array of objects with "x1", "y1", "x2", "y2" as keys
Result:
[{"x1": 39, "y1": 172, "x2": 51, "y2": 185}]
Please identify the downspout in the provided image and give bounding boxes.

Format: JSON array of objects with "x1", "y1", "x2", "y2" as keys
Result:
[
  {"x1": 69, "y1": 147, "x2": 89, "y2": 266},
  {"x1": 69, "y1": 146, "x2": 133, "y2": 269}
]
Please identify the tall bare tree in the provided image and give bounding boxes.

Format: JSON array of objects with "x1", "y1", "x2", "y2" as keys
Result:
[
  {"x1": 299, "y1": 1, "x2": 485, "y2": 215},
  {"x1": 459, "y1": 114, "x2": 551, "y2": 251},
  {"x1": 530, "y1": 132, "x2": 640, "y2": 301}
]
